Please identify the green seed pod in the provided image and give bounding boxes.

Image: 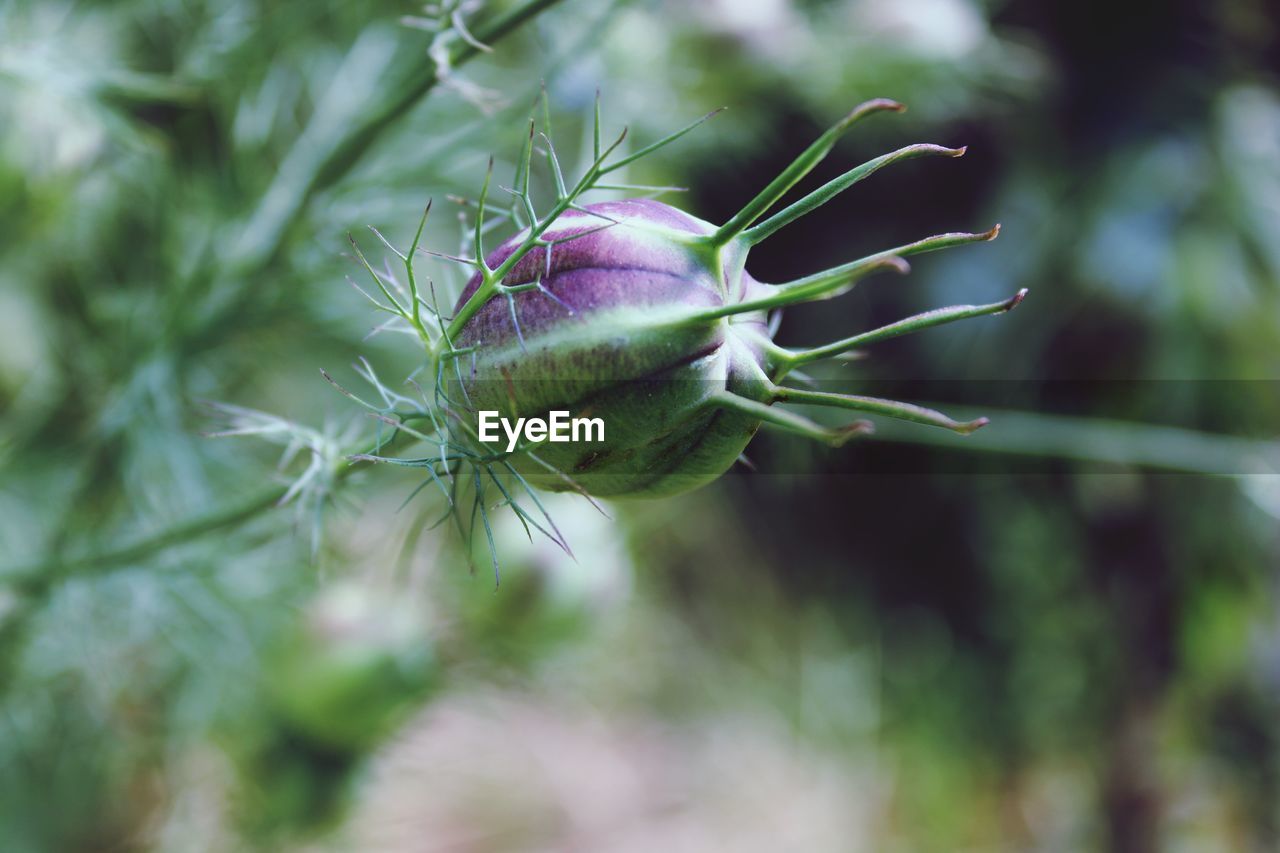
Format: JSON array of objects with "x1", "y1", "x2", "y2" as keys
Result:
[{"x1": 440, "y1": 99, "x2": 1024, "y2": 498}]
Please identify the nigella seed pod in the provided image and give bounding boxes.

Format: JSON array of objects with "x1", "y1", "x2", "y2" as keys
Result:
[
  {"x1": 452, "y1": 199, "x2": 767, "y2": 498},
  {"x1": 439, "y1": 100, "x2": 1024, "y2": 499}
]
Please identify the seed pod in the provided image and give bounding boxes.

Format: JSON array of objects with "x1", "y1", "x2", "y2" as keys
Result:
[
  {"x1": 445, "y1": 100, "x2": 1024, "y2": 499},
  {"x1": 452, "y1": 199, "x2": 769, "y2": 497}
]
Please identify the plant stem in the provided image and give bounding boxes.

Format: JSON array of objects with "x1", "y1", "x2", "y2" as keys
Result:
[
  {"x1": 743, "y1": 143, "x2": 965, "y2": 246},
  {"x1": 445, "y1": 127, "x2": 629, "y2": 338},
  {"x1": 187, "y1": 0, "x2": 568, "y2": 352},
  {"x1": 244, "y1": 0, "x2": 566, "y2": 271},
  {"x1": 775, "y1": 387, "x2": 988, "y2": 434},
  {"x1": 711, "y1": 99, "x2": 904, "y2": 246},
  {"x1": 872, "y1": 405, "x2": 1280, "y2": 476},
  {"x1": 3, "y1": 484, "x2": 288, "y2": 596},
  {"x1": 1, "y1": 417, "x2": 437, "y2": 592},
  {"x1": 770, "y1": 289, "x2": 1026, "y2": 376}
]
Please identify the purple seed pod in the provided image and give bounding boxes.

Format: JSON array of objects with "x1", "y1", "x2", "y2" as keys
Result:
[{"x1": 434, "y1": 99, "x2": 1025, "y2": 499}]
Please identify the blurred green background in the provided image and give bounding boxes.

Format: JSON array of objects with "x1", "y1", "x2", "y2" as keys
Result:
[{"x1": 2, "y1": 0, "x2": 1279, "y2": 850}]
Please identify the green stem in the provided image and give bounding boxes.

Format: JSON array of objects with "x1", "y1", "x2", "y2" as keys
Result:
[
  {"x1": 772, "y1": 289, "x2": 1027, "y2": 376},
  {"x1": 445, "y1": 193, "x2": 576, "y2": 339},
  {"x1": 245, "y1": 0, "x2": 564, "y2": 270},
  {"x1": 687, "y1": 228, "x2": 1001, "y2": 323},
  {"x1": 687, "y1": 257, "x2": 909, "y2": 320},
  {"x1": 743, "y1": 143, "x2": 965, "y2": 246},
  {"x1": 773, "y1": 386, "x2": 989, "y2": 434},
  {"x1": 711, "y1": 99, "x2": 904, "y2": 246},
  {"x1": 186, "y1": 0, "x2": 567, "y2": 351},
  {"x1": 874, "y1": 405, "x2": 1280, "y2": 477},
  {"x1": 444, "y1": 128, "x2": 629, "y2": 339},
  {"x1": 802, "y1": 226, "x2": 999, "y2": 299},
  {"x1": 709, "y1": 391, "x2": 873, "y2": 446},
  {"x1": 1, "y1": 421, "x2": 433, "y2": 592},
  {"x1": 3, "y1": 485, "x2": 288, "y2": 595}
]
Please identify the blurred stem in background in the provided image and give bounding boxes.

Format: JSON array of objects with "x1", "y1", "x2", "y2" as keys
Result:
[
  {"x1": 5, "y1": 406, "x2": 1274, "y2": 593},
  {"x1": 201, "y1": 0, "x2": 568, "y2": 338}
]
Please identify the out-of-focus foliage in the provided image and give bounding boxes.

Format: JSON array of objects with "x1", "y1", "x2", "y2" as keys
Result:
[{"x1": 1, "y1": 0, "x2": 1278, "y2": 850}]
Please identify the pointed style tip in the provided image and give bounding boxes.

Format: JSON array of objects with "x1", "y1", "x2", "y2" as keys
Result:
[
  {"x1": 845, "y1": 98, "x2": 906, "y2": 124},
  {"x1": 983, "y1": 223, "x2": 1002, "y2": 241},
  {"x1": 1004, "y1": 288, "x2": 1029, "y2": 311},
  {"x1": 917, "y1": 144, "x2": 966, "y2": 158},
  {"x1": 882, "y1": 255, "x2": 912, "y2": 275},
  {"x1": 959, "y1": 417, "x2": 990, "y2": 435},
  {"x1": 870, "y1": 98, "x2": 906, "y2": 113}
]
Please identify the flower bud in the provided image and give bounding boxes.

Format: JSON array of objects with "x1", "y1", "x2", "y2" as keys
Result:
[
  {"x1": 454, "y1": 199, "x2": 768, "y2": 498},
  {"x1": 439, "y1": 101, "x2": 1017, "y2": 500}
]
